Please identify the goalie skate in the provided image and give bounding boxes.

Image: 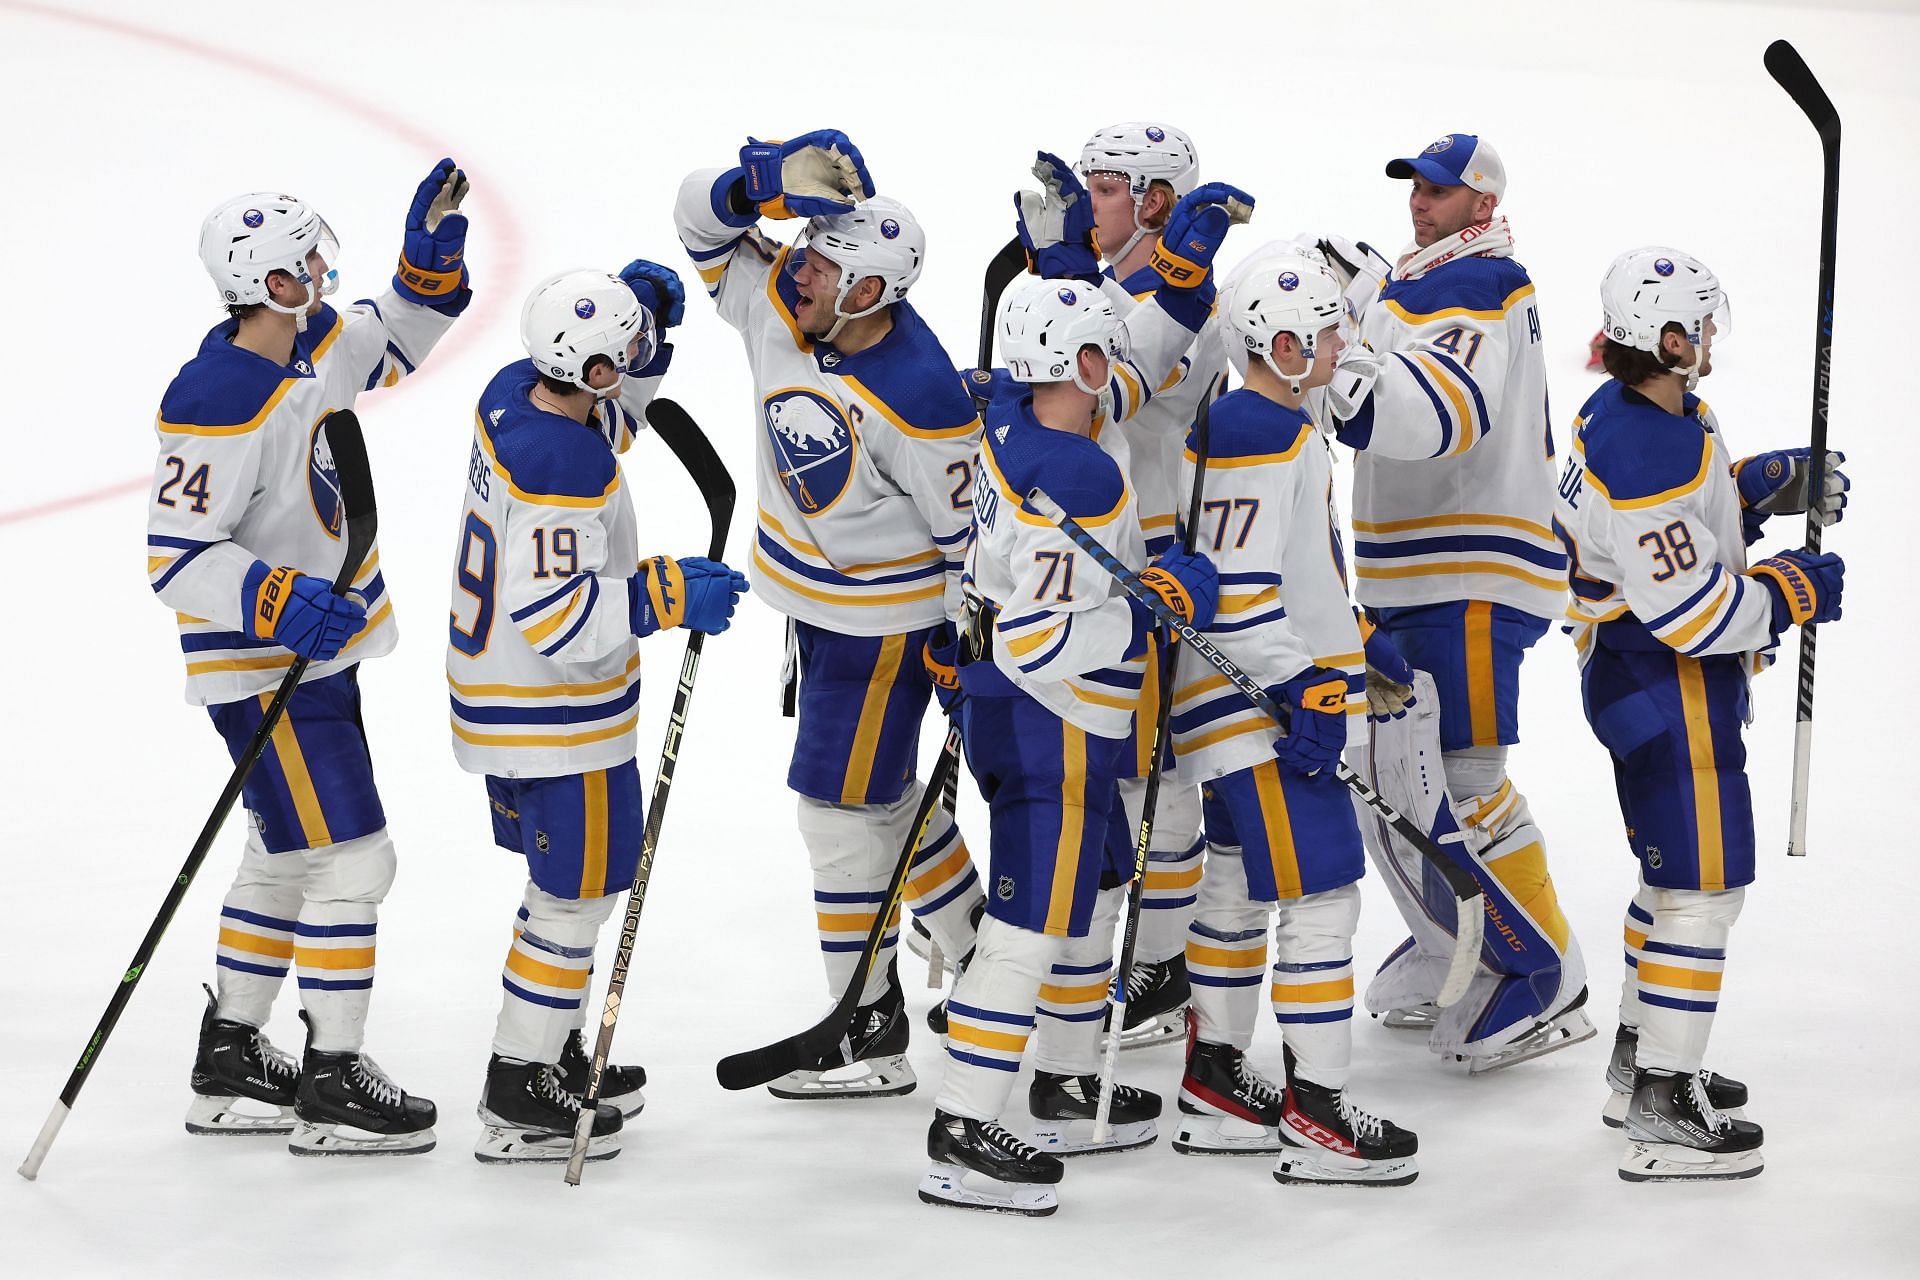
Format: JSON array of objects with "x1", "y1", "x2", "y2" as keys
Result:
[
  {"x1": 185, "y1": 986, "x2": 299, "y2": 1135},
  {"x1": 919, "y1": 1111, "x2": 1061, "y2": 1216},
  {"x1": 1378, "y1": 1004, "x2": 1440, "y2": 1031},
  {"x1": 1027, "y1": 1071, "x2": 1159, "y2": 1157},
  {"x1": 1459, "y1": 989, "x2": 1596, "y2": 1075}
]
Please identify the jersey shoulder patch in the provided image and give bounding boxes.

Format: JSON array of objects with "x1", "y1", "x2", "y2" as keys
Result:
[
  {"x1": 1579, "y1": 381, "x2": 1712, "y2": 508},
  {"x1": 1384, "y1": 254, "x2": 1534, "y2": 320},
  {"x1": 477, "y1": 361, "x2": 617, "y2": 503},
  {"x1": 1199, "y1": 390, "x2": 1314, "y2": 464},
  {"x1": 831, "y1": 302, "x2": 980, "y2": 438}
]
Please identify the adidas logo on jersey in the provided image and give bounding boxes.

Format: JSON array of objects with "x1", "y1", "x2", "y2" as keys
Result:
[
  {"x1": 490, "y1": 408, "x2": 505, "y2": 426},
  {"x1": 995, "y1": 423, "x2": 1010, "y2": 443}
]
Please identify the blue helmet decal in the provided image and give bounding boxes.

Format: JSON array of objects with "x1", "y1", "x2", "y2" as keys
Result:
[
  {"x1": 1278, "y1": 271, "x2": 1300, "y2": 291},
  {"x1": 1146, "y1": 126, "x2": 1165, "y2": 142},
  {"x1": 242, "y1": 208, "x2": 265, "y2": 228},
  {"x1": 763, "y1": 390, "x2": 856, "y2": 515},
  {"x1": 574, "y1": 297, "x2": 597, "y2": 318},
  {"x1": 880, "y1": 218, "x2": 901, "y2": 239},
  {"x1": 1654, "y1": 258, "x2": 1675, "y2": 277},
  {"x1": 1057, "y1": 287, "x2": 1078, "y2": 305}
]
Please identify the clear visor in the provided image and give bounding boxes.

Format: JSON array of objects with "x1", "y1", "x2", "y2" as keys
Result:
[
  {"x1": 622, "y1": 315, "x2": 659, "y2": 376},
  {"x1": 302, "y1": 220, "x2": 341, "y2": 297},
  {"x1": 1692, "y1": 298, "x2": 1731, "y2": 348}
]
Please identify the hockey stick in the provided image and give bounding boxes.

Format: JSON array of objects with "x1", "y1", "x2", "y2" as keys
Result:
[
  {"x1": 1765, "y1": 38, "x2": 1840, "y2": 858},
  {"x1": 979, "y1": 236, "x2": 1028, "y2": 371},
  {"x1": 19, "y1": 410, "x2": 376, "y2": 1182},
  {"x1": 1091, "y1": 394, "x2": 1211, "y2": 1143},
  {"x1": 1027, "y1": 487, "x2": 1483, "y2": 1008},
  {"x1": 565, "y1": 399, "x2": 735, "y2": 1184},
  {"x1": 715, "y1": 713, "x2": 965, "y2": 1091}
]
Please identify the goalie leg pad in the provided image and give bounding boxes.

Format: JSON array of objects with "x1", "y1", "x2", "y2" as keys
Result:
[
  {"x1": 494, "y1": 883, "x2": 618, "y2": 1064},
  {"x1": 936, "y1": 915, "x2": 1063, "y2": 1123},
  {"x1": 213, "y1": 825, "x2": 307, "y2": 1028},
  {"x1": 295, "y1": 829, "x2": 398, "y2": 1054},
  {"x1": 1184, "y1": 843, "x2": 1270, "y2": 1051}
]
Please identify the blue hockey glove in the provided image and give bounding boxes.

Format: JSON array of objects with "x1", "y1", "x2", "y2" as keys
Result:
[
  {"x1": 680, "y1": 556, "x2": 749, "y2": 634},
  {"x1": 1014, "y1": 152, "x2": 1102, "y2": 284},
  {"x1": 1360, "y1": 614, "x2": 1416, "y2": 720},
  {"x1": 738, "y1": 130, "x2": 875, "y2": 219},
  {"x1": 1749, "y1": 549, "x2": 1844, "y2": 632},
  {"x1": 619, "y1": 259, "x2": 686, "y2": 329},
  {"x1": 1133, "y1": 548, "x2": 1220, "y2": 632},
  {"x1": 959, "y1": 366, "x2": 1018, "y2": 410},
  {"x1": 1149, "y1": 181, "x2": 1256, "y2": 293},
  {"x1": 395, "y1": 157, "x2": 470, "y2": 310},
  {"x1": 630, "y1": 555, "x2": 750, "y2": 637},
  {"x1": 924, "y1": 621, "x2": 961, "y2": 713},
  {"x1": 241, "y1": 562, "x2": 366, "y2": 661},
  {"x1": 1735, "y1": 448, "x2": 1848, "y2": 543},
  {"x1": 1269, "y1": 666, "x2": 1350, "y2": 776}
]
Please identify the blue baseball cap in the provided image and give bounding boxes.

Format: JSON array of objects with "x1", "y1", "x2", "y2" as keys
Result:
[{"x1": 1385, "y1": 133, "x2": 1506, "y2": 201}]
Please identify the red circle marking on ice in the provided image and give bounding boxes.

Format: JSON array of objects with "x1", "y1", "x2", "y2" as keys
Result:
[{"x1": 0, "y1": 0, "x2": 527, "y2": 527}]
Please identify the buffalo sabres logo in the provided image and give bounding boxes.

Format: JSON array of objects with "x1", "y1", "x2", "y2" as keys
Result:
[
  {"x1": 1278, "y1": 271, "x2": 1300, "y2": 291},
  {"x1": 764, "y1": 390, "x2": 855, "y2": 515},
  {"x1": 1654, "y1": 258, "x2": 1675, "y2": 277},
  {"x1": 243, "y1": 208, "x2": 264, "y2": 228},
  {"x1": 1146, "y1": 126, "x2": 1165, "y2": 142},
  {"x1": 1423, "y1": 135, "x2": 1457, "y2": 155},
  {"x1": 1057, "y1": 287, "x2": 1078, "y2": 305},
  {"x1": 575, "y1": 297, "x2": 597, "y2": 318},
  {"x1": 880, "y1": 218, "x2": 901, "y2": 239},
  {"x1": 308, "y1": 414, "x2": 345, "y2": 539}
]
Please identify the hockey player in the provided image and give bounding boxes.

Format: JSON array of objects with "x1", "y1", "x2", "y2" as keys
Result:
[
  {"x1": 1557, "y1": 247, "x2": 1846, "y2": 1181},
  {"x1": 449, "y1": 265, "x2": 747, "y2": 1163},
  {"x1": 1168, "y1": 246, "x2": 1417, "y2": 1185},
  {"x1": 150, "y1": 161, "x2": 471, "y2": 1154},
  {"x1": 1323, "y1": 133, "x2": 1589, "y2": 1069},
  {"x1": 922, "y1": 273, "x2": 1223, "y2": 1215},
  {"x1": 1073, "y1": 122, "x2": 1225, "y2": 1048},
  {"x1": 675, "y1": 130, "x2": 987, "y2": 1099}
]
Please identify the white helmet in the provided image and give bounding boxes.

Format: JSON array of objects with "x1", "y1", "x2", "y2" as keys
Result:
[
  {"x1": 1077, "y1": 122, "x2": 1200, "y2": 263},
  {"x1": 520, "y1": 269, "x2": 657, "y2": 399},
  {"x1": 1600, "y1": 246, "x2": 1729, "y2": 388},
  {"x1": 1222, "y1": 244, "x2": 1345, "y2": 393},
  {"x1": 793, "y1": 195, "x2": 925, "y2": 342},
  {"x1": 1000, "y1": 277, "x2": 1127, "y2": 397},
  {"x1": 199, "y1": 192, "x2": 340, "y2": 330}
]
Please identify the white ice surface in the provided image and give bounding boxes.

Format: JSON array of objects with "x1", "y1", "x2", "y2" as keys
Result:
[{"x1": 2, "y1": 1, "x2": 1917, "y2": 1275}]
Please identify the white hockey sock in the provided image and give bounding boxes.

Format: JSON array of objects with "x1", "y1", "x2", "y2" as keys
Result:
[
  {"x1": 1119, "y1": 776, "x2": 1204, "y2": 965},
  {"x1": 1184, "y1": 843, "x2": 1269, "y2": 1050},
  {"x1": 799, "y1": 795, "x2": 904, "y2": 1005},
  {"x1": 899, "y1": 797, "x2": 984, "y2": 960},
  {"x1": 495, "y1": 883, "x2": 618, "y2": 1064},
  {"x1": 937, "y1": 915, "x2": 1061, "y2": 1122},
  {"x1": 213, "y1": 825, "x2": 306, "y2": 1028},
  {"x1": 1031, "y1": 886, "x2": 1123, "y2": 1076},
  {"x1": 1271, "y1": 883, "x2": 1360, "y2": 1090},
  {"x1": 294, "y1": 829, "x2": 396, "y2": 1054},
  {"x1": 1619, "y1": 885, "x2": 1656, "y2": 1030},
  {"x1": 1636, "y1": 887, "x2": 1742, "y2": 1075}
]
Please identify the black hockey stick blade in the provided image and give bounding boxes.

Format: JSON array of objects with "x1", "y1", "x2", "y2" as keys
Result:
[
  {"x1": 20, "y1": 410, "x2": 376, "y2": 1182},
  {"x1": 978, "y1": 237, "x2": 1028, "y2": 371},
  {"x1": 715, "y1": 724, "x2": 964, "y2": 1091},
  {"x1": 1765, "y1": 41, "x2": 1840, "y2": 144},
  {"x1": 647, "y1": 398, "x2": 736, "y2": 561}
]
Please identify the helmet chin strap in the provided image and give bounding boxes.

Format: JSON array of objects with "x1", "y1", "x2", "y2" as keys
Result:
[
  {"x1": 1105, "y1": 194, "x2": 1153, "y2": 268},
  {"x1": 1259, "y1": 336, "x2": 1317, "y2": 396},
  {"x1": 263, "y1": 277, "x2": 317, "y2": 333}
]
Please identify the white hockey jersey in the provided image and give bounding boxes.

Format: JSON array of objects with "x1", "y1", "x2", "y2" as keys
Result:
[
  {"x1": 1339, "y1": 223, "x2": 1567, "y2": 622},
  {"x1": 1169, "y1": 389, "x2": 1366, "y2": 781},
  {"x1": 1553, "y1": 380, "x2": 1777, "y2": 666},
  {"x1": 446, "y1": 360, "x2": 665, "y2": 779},
  {"x1": 148, "y1": 296, "x2": 455, "y2": 706}
]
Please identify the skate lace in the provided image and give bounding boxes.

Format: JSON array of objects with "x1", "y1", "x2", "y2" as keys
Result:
[
  {"x1": 979, "y1": 1119, "x2": 1041, "y2": 1160},
  {"x1": 1337, "y1": 1094, "x2": 1386, "y2": 1143},
  {"x1": 1123, "y1": 961, "x2": 1157, "y2": 1000},
  {"x1": 533, "y1": 1064, "x2": 583, "y2": 1113},
  {"x1": 254, "y1": 1034, "x2": 299, "y2": 1082},
  {"x1": 351, "y1": 1056, "x2": 402, "y2": 1110},
  {"x1": 1234, "y1": 1058, "x2": 1284, "y2": 1108},
  {"x1": 1687, "y1": 1072, "x2": 1730, "y2": 1133}
]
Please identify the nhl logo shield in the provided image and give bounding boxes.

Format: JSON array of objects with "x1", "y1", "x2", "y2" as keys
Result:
[
  {"x1": 535, "y1": 830, "x2": 550, "y2": 854},
  {"x1": 996, "y1": 875, "x2": 1015, "y2": 901}
]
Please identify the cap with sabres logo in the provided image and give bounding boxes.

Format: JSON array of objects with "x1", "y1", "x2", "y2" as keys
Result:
[{"x1": 1385, "y1": 133, "x2": 1506, "y2": 201}]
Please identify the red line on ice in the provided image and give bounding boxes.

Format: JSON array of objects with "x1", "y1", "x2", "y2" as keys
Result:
[{"x1": 0, "y1": 0, "x2": 526, "y2": 526}]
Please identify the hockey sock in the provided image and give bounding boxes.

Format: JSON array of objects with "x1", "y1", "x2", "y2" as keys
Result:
[
  {"x1": 1119, "y1": 777, "x2": 1205, "y2": 965},
  {"x1": 1636, "y1": 887, "x2": 1742, "y2": 1075},
  {"x1": 898, "y1": 794, "x2": 984, "y2": 961},
  {"x1": 1031, "y1": 886, "x2": 1123, "y2": 1076},
  {"x1": 294, "y1": 830, "x2": 396, "y2": 1054},
  {"x1": 799, "y1": 795, "x2": 904, "y2": 1006},
  {"x1": 1270, "y1": 882, "x2": 1359, "y2": 1090},
  {"x1": 496, "y1": 882, "x2": 619, "y2": 1064},
  {"x1": 213, "y1": 825, "x2": 306, "y2": 1027},
  {"x1": 937, "y1": 914, "x2": 1061, "y2": 1122},
  {"x1": 1184, "y1": 843, "x2": 1269, "y2": 1050},
  {"x1": 1620, "y1": 886, "x2": 1656, "y2": 1030}
]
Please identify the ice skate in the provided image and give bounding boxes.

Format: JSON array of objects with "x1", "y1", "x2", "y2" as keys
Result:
[
  {"x1": 1602, "y1": 1025, "x2": 1746, "y2": 1129},
  {"x1": 768, "y1": 968, "x2": 916, "y2": 1100},
  {"x1": 185, "y1": 986, "x2": 299, "y2": 1136},
  {"x1": 1026, "y1": 1070, "x2": 1160, "y2": 1156},
  {"x1": 1378, "y1": 1004, "x2": 1440, "y2": 1031},
  {"x1": 919, "y1": 1110, "x2": 1061, "y2": 1216},
  {"x1": 1619, "y1": 1069, "x2": 1763, "y2": 1182},
  {"x1": 1109, "y1": 956, "x2": 1191, "y2": 1051},
  {"x1": 290, "y1": 1048, "x2": 437, "y2": 1156},
  {"x1": 556, "y1": 1028, "x2": 646, "y2": 1119},
  {"x1": 1174, "y1": 1038, "x2": 1287, "y2": 1155},
  {"x1": 1273, "y1": 1051, "x2": 1417, "y2": 1186},
  {"x1": 475, "y1": 1054, "x2": 621, "y2": 1165},
  {"x1": 1460, "y1": 986, "x2": 1596, "y2": 1074}
]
